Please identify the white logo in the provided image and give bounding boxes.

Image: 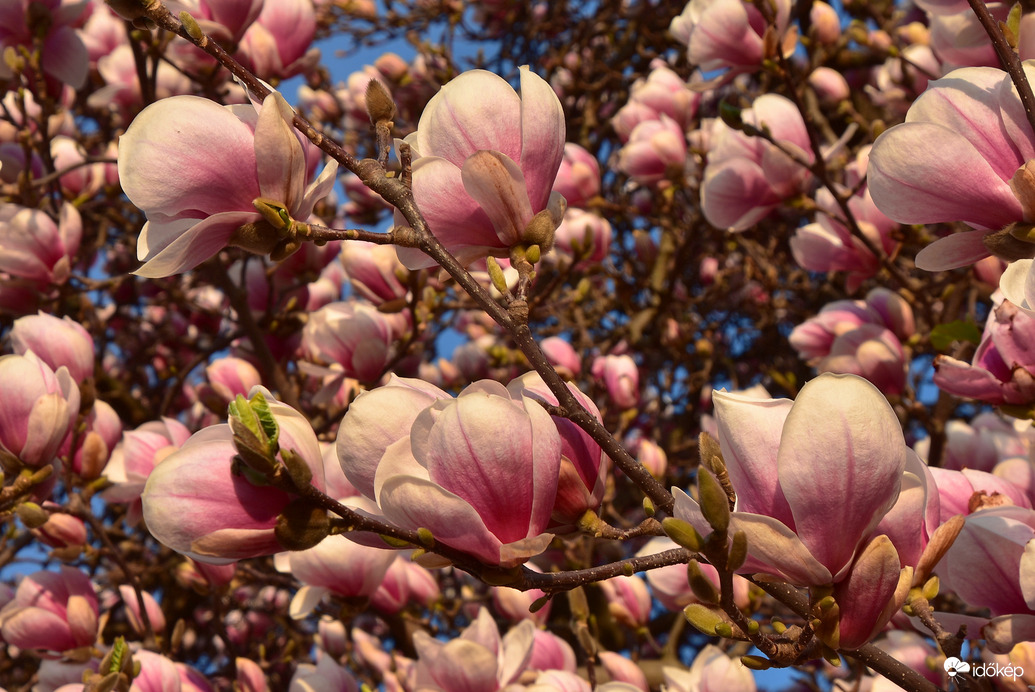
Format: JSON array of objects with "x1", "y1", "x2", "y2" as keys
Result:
[{"x1": 944, "y1": 657, "x2": 971, "y2": 678}]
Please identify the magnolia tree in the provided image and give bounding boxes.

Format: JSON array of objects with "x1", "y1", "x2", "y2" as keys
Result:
[{"x1": 3, "y1": 0, "x2": 1035, "y2": 690}]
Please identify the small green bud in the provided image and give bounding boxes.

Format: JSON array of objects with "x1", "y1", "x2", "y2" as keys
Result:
[
  {"x1": 379, "y1": 534, "x2": 412, "y2": 548},
  {"x1": 662, "y1": 516, "x2": 703, "y2": 552},
  {"x1": 522, "y1": 208, "x2": 557, "y2": 248},
  {"x1": 683, "y1": 603, "x2": 726, "y2": 635},
  {"x1": 16, "y1": 502, "x2": 49, "y2": 529},
  {"x1": 921, "y1": 575, "x2": 940, "y2": 601},
  {"x1": 741, "y1": 655, "x2": 772, "y2": 670},
  {"x1": 179, "y1": 10, "x2": 203, "y2": 39},
  {"x1": 728, "y1": 530, "x2": 748, "y2": 571},
  {"x1": 525, "y1": 244, "x2": 541, "y2": 264},
  {"x1": 529, "y1": 594, "x2": 551, "y2": 613},
  {"x1": 486, "y1": 255, "x2": 510, "y2": 294},
  {"x1": 714, "y1": 622, "x2": 734, "y2": 638},
  {"x1": 568, "y1": 586, "x2": 589, "y2": 620},
  {"x1": 687, "y1": 560, "x2": 720, "y2": 605},
  {"x1": 718, "y1": 100, "x2": 743, "y2": 130},
  {"x1": 417, "y1": 527, "x2": 435, "y2": 548},
  {"x1": 280, "y1": 448, "x2": 313, "y2": 490},
  {"x1": 746, "y1": 619, "x2": 759, "y2": 634},
  {"x1": 698, "y1": 467, "x2": 730, "y2": 535},
  {"x1": 642, "y1": 497, "x2": 655, "y2": 517}
]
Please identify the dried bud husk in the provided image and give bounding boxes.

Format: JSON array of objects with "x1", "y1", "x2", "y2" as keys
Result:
[
  {"x1": 568, "y1": 585, "x2": 590, "y2": 620},
  {"x1": 275, "y1": 499, "x2": 330, "y2": 551},
  {"x1": 913, "y1": 513, "x2": 964, "y2": 585},
  {"x1": 280, "y1": 448, "x2": 313, "y2": 490},
  {"x1": 984, "y1": 224, "x2": 1035, "y2": 261},
  {"x1": 365, "y1": 79, "x2": 396, "y2": 124},
  {"x1": 522, "y1": 208, "x2": 558, "y2": 249}
]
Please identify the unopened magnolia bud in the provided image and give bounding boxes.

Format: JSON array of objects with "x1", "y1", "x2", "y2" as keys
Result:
[
  {"x1": 687, "y1": 560, "x2": 720, "y2": 604},
  {"x1": 741, "y1": 655, "x2": 772, "y2": 670},
  {"x1": 642, "y1": 497, "x2": 655, "y2": 517},
  {"x1": 280, "y1": 448, "x2": 313, "y2": 489},
  {"x1": 275, "y1": 499, "x2": 330, "y2": 551},
  {"x1": 417, "y1": 527, "x2": 435, "y2": 548},
  {"x1": 179, "y1": 10, "x2": 202, "y2": 39},
  {"x1": 529, "y1": 595, "x2": 551, "y2": 613},
  {"x1": 365, "y1": 79, "x2": 396, "y2": 124},
  {"x1": 815, "y1": 595, "x2": 836, "y2": 613},
  {"x1": 16, "y1": 502, "x2": 49, "y2": 528},
  {"x1": 486, "y1": 256, "x2": 509, "y2": 294},
  {"x1": 105, "y1": 0, "x2": 151, "y2": 22},
  {"x1": 568, "y1": 586, "x2": 590, "y2": 620},
  {"x1": 698, "y1": 467, "x2": 730, "y2": 535},
  {"x1": 719, "y1": 100, "x2": 743, "y2": 130},
  {"x1": 728, "y1": 530, "x2": 748, "y2": 571},
  {"x1": 714, "y1": 621, "x2": 734, "y2": 638},
  {"x1": 662, "y1": 516, "x2": 703, "y2": 552},
  {"x1": 913, "y1": 513, "x2": 964, "y2": 584},
  {"x1": 683, "y1": 603, "x2": 726, "y2": 635},
  {"x1": 921, "y1": 575, "x2": 939, "y2": 601}
]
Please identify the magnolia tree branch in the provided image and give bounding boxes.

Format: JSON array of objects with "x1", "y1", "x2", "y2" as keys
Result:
[
  {"x1": 139, "y1": 0, "x2": 677, "y2": 517},
  {"x1": 968, "y1": 0, "x2": 1035, "y2": 138}
]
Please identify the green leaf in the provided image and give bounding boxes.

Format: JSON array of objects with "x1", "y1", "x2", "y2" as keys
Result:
[{"x1": 930, "y1": 320, "x2": 982, "y2": 351}]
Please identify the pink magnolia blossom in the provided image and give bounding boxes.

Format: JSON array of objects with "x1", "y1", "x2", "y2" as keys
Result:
[
  {"x1": 0, "y1": 202, "x2": 82, "y2": 283},
  {"x1": 413, "y1": 608, "x2": 535, "y2": 692},
  {"x1": 702, "y1": 94, "x2": 813, "y2": 231},
  {"x1": 938, "y1": 506, "x2": 1035, "y2": 641},
  {"x1": 165, "y1": 0, "x2": 263, "y2": 43},
  {"x1": 599, "y1": 652, "x2": 648, "y2": 692},
  {"x1": 669, "y1": 0, "x2": 794, "y2": 81},
  {"x1": 611, "y1": 62, "x2": 699, "y2": 142},
  {"x1": 929, "y1": 466, "x2": 1031, "y2": 523},
  {"x1": 118, "y1": 92, "x2": 336, "y2": 278},
  {"x1": 290, "y1": 654, "x2": 359, "y2": 692},
  {"x1": 527, "y1": 630, "x2": 576, "y2": 672},
  {"x1": 0, "y1": 351, "x2": 80, "y2": 468},
  {"x1": 10, "y1": 312, "x2": 94, "y2": 383},
  {"x1": 0, "y1": 0, "x2": 90, "y2": 89},
  {"x1": 539, "y1": 336, "x2": 582, "y2": 378},
  {"x1": 32, "y1": 509, "x2": 87, "y2": 551},
  {"x1": 913, "y1": 413, "x2": 1031, "y2": 473},
  {"x1": 674, "y1": 374, "x2": 919, "y2": 647},
  {"x1": 339, "y1": 378, "x2": 561, "y2": 566},
  {"x1": 103, "y1": 417, "x2": 193, "y2": 525},
  {"x1": 616, "y1": 115, "x2": 688, "y2": 187},
  {"x1": 789, "y1": 289, "x2": 913, "y2": 395},
  {"x1": 591, "y1": 354, "x2": 640, "y2": 409},
  {"x1": 118, "y1": 584, "x2": 166, "y2": 637},
  {"x1": 336, "y1": 375, "x2": 451, "y2": 499},
  {"x1": 238, "y1": 0, "x2": 319, "y2": 81},
  {"x1": 274, "y1": 498, "x2": 397, "y2": 618},
  {"x1": 141, "y1": 391, "x2": 327, "y2": 563},
  {"x1": 508, "y1": 371, "x2": 607, "y2": 525},
  {"x1": 396, "y1": 67, "x2": 567, "y2": 269},
  {"x1": 88, "y1": 44, "x2": 193, "y2": 121},
  {"x1": 197, "y1": 357, "x2": 263, "y2": 412},
  {"x1": 868, "y1": 64, "x2": 1035, "y2": 272},
  {"x1": 553, "y1": 143, "x2": 601, "y2": 208},
  {"x1": 340, "y1": 241, "x2": 410, "y2": 305},
  {"x1": 598, "y1": 575, "x2": 651, "y2": 629},
  {"x1": 301, "y1": 299, "x2": 405, "y2": 383},
  {"x1": 933, "y1": 295, "x2": 1035, "y2": 407},
  {"x1": 662, "y1": 645, "x2": 756, "y2": 692},
  {"x1": 0, "y1": 566, "x2": 98, "y2": 655},
  {"x1": 790, "y1": 184, "x2": 897, "y2": 293},
  {"x1": 371, "y1": 553, "x2": 440, "y2": 613}
]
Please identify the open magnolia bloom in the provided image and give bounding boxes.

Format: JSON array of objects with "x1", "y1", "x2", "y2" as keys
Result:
[
  {"x1": 674, "y1": 373, "x2": 926, "y2": 648},
  {"x1": 118, "y1": 92, "x2": 336, "y2": 277},
  {"x1": 395, "y1": 67, "x2": 567, "y2": 269},
  {"x1": 868, "y1": 63, "x2": 1035, "y2": 272}
]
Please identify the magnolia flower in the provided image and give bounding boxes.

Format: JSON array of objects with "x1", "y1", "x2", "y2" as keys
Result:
[
  {"x1": 0, "y1": 202, "x2": 82, "y2": 284},
  {"x1": 10, "y1": 312, "x2": 94, "y2": 383},
  {"x1": 396, "y1": 67, "x2": 567, "y2": 269},
  {"x1": 0, "y1": 566, "x2": 99, "y2": 654},
  {"x1": 702, "y1": 94, "x2": 813, "y2": 231},
  {"x1": 118, "y1": 92, "x2": 336, "y2": 277},
  {"x1": 0, "y1": 351, "x2": 80, "y2": 468},
  {"x1": 869, "y1": 64, "x2": 1035, "y2": 272},
  {"x1": 141, "y1": 391, "x2": 327, "y2": 563},
  {"x1": 674, "y1": 373, "x2": 921, "y2": 647},
  {"x1": 338, "y1": 377, "x2": 561, "y2": 566}
]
